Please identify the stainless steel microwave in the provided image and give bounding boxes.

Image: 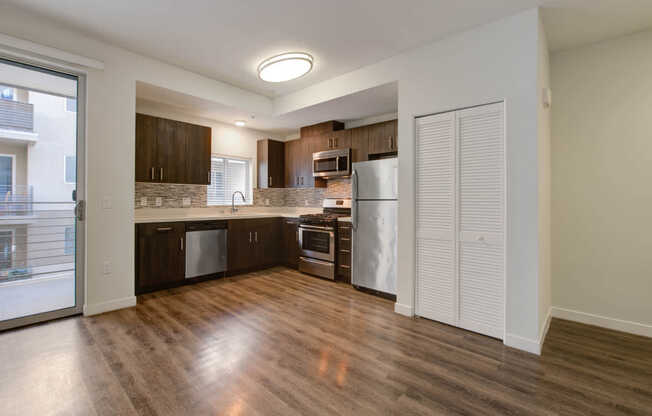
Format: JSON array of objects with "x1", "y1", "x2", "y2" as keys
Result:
[{"x1": 312, "y1": 148, "x2": 351, "y2": 178}]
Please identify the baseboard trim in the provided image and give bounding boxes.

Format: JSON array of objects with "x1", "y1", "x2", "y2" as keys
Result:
[
  {"x1": 394, "y1": 302, "x2": 414, "y2": 317},
  {"x1": 83, "y1": 296, "x2": 137, "y2": 316},
  {"x1": 552, "y1": 307, "x2": 652, "y2": 338},
  {"x1": 539, "y1": 307, "x2": 552, "y2": 351},
  {"x1": 504, "y1": 333, "x2": 542, "y2": 355}
]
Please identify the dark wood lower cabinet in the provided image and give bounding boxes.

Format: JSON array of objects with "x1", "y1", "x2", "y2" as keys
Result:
[
  {"x1": 136, "y1": 217, "x2": 345, "y2": 295},
  {"x1": 282, "y1": 219, "x2": 300, "y2": 269},
  {"x1": 337, "y1": 223, "x2": 352, "y2": 283},
  {"x1": 136, "y1": 222, "x2": 185, "y2": 294},
  {"x1": 227, "y1": 218, "x2": 282, "y2": 273}
]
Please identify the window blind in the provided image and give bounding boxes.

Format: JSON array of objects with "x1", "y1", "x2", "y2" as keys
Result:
[{"x1": 207, "y1": 156, "x2": 252, "y2": 206}]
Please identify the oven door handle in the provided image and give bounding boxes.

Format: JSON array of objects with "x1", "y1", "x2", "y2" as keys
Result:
[{"x1": 299, "y1": 224, "x2": 335, "y2": 231}]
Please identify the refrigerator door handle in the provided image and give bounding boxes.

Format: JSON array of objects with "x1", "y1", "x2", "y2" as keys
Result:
[{"x1": 352, "y1": 169, "x2": 358, "y2": 230}]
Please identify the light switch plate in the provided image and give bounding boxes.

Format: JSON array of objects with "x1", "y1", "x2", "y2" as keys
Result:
[
  {"x1": 103, "y1": 260, "x2": 112, "y2": 275},
  {"x1": 102, "y1": 196, "x2": 112, "y2": 209},
  {"x1": 155, "y1": 197, "x2": 162, "y2": 207},
  {"x1": 140, "y1": 197, "x2": 148, "y2": 207},
  {"x1": 182, "y1": 197, "x2": 191, "y2": 207}
]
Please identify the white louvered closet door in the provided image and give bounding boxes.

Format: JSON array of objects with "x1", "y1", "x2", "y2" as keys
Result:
[
  {"x1": 415, "y1": 102, "x2": 505, "y2": 340},
  {"x1": 457, "y1": 103, "x2": 505, "y2": 339},
  {"x1": 415, "y1": 111, "x2": 457, "y2": 327}
]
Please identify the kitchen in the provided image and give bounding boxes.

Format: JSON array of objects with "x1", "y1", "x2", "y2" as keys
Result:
[{"x1": 134, "y1": 105, "x2": 400, "y2": 299}]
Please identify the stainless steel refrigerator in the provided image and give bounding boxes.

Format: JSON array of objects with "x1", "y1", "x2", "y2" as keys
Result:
[{"x1": 351, "y1": 158, "x2": 398, "y2": 295}]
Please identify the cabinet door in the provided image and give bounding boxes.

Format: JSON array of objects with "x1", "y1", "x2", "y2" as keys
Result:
[
  {"x1": 135, "y1": 113, "x2": 158, "y2": 182},
  {"x1": 258, "y1": 219, "x2": 281, "y2": 266},
  {"x1": 368, "y1": 120, "x2": 397, "y2": 155},
  {"x1": 285, "y1": 139, "x2": 300, "y2": 188},
  {"x1": 311, "y1": 134, "x2": 331, "y2": 154},
  {"x1": 350, "y1": 126, "x2": 369, "y2": 162},
  {"x1": 186, "y1": 124, "x2": 211, "y2": 185},
  {"x1": 385, "y1": 119, "x2": 398, "y2": 152},
  {"x1": 331, "y1": 129, "x2": 351, "y2": 150},
  {"x1": 283, "y1": 220, "x2": 300, "y2": 268},
  {"x1": 227, "y1": 220, "x2": 254, "y2": 271},
  {"x1": 136, "y1": 223, "x2": 185, "y2": 292},
  {"x1": 157, "y1": 119, "x2": 188, "y2": 183},
  {"x1": 258, "y1": 139, "x2": 285, "y2": 188}
]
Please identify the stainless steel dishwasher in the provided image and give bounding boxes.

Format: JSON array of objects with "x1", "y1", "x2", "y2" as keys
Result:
[{"x1": 185, "y1": 221, "x2": 228, "y2": 279}]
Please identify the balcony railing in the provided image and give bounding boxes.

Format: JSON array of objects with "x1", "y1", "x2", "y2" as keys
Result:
[
  {"x1": 0, "y1": 185, "x2": 34, "y2": 217},
  {"x1": 0, "y1": 99, "x2": 34, "y2": 132}
]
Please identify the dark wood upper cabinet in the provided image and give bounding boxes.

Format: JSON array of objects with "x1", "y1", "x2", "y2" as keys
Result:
[
  {"x1": 368, "y1": 119, "x2": 398, "y2": 155},
  {"x1": 135, "y1": 113, "x2": 158, "y2": 182},
  {"x1": 300, "y1": 120, "x2": 344, "y2": 138},
  {"x1": 186, "y1": 123, "x2": 212, "y2": 185},
  {"x1": 135, "y1": 113, "x2": 211, "y2": 185},
  {"x1": 157, "y1": 118, "x2": 187, "y2": 184},
  {"x1": 331, "y1": 129, "x2": 351, "y2": 150},
  {"x1": 136, "y1": 222, "x2": 185, "y2": 294},
  {"x1": 350, "y1": 126, "x2": 369, "y2": 163},
  {"x1": 257, "y1": 139, "x2": 285, "y2": 188},
  {"x1": 285, "y1": 139, "x2": 300, "y2": 188}
]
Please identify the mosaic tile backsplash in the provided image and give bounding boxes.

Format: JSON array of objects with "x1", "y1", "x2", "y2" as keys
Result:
[{"x1": 135, "y1": 178, "x2": 352, "y2": 209}]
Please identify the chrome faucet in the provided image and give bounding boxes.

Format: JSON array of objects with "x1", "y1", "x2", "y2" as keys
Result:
[{"x1": 231, "y1": 191, "x2": 246, "y2": 214}]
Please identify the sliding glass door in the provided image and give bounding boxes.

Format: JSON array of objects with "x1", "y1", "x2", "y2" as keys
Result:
[{"x1": 0, "y1": 58, "x2": 85, "y2": 330}]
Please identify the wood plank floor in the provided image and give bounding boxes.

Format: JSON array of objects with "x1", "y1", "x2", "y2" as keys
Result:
[{"x1": 1, "y1": 267, "x2": 651, "y2": 415}]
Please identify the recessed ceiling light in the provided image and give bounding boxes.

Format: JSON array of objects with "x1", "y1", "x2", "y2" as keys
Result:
[
  {"x1": 235, "y1": 120, "x2": 246, "y2": 127},
  {"x1": 258, "y1": 52, "x2": 313, "y2": 83}
]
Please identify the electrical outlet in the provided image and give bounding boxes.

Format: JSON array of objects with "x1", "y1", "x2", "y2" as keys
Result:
[
  {"x1": 265, "y1": 198, "x2": 270, "y2": 206},
  {"x1": 304, "y1": 199, "x2": 309, "y2": 206},
  {"x1": 182, "y1": 197, "x2": 191, "y2": 207},
  {"x1": 140, "y1": 197, "x2": 148, "y2": 207},
  {"x1": 155, "y1": 197, "x2": 162, "y2": 207},
  {"x1": 103, "y1": 260, "x2": 112, "y2": 275}
]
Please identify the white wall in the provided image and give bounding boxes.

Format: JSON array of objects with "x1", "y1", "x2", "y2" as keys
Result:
[
  {"x1": 276, "y1": 9, "x2": 544, "y2": 347},
  {"x1": 551, "y1": 30, "x2": 652, "y2": 334},
  {"x1": 135, "y1": 99, "x2": 281, "y2": 189},
  {"x1": 0, "y1": 2, "x2": 274, "y2": 314},
  {"x1": 537, "y1": 17, "x2": 552, "y2": 340}
]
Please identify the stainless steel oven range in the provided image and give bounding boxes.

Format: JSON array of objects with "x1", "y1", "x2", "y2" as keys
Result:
[{"x1": 298, "y1": 198, "x2": 351, "y2": 280}]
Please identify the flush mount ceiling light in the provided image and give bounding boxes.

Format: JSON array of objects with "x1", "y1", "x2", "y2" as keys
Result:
[
  {"x1": 235, "y1": 120, "x2": 246, "y2": 127},
  {"x1": 258, "y1": 52, "x2": 313, "y2": 83}
]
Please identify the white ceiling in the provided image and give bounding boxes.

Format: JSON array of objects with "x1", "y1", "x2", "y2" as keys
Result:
[
  {"x1": 7, "y1": 0, "x2": 652, "y2": 132},
  {"x1": 136, "y1": 81, "x2": 398, "y2": 136},
  {"x1": 5, "y1": 0, "x2": 550, "y2": 97}
]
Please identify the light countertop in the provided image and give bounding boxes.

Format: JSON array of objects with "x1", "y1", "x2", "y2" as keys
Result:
[
  {"x1": 338, "y1": 217, "x2": 352, "y2": 223},
  {"x1": 134, "y1": 207, "x2": 322, "y2": 224}
]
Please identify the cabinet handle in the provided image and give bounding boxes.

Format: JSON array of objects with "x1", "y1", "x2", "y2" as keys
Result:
[
  {"x1": 249, "y1": 231, "x2": 252, "y2": 243},
  {"x1": 328, "y1": 138, "x2": 332, "y2": 148},
  {"x1": 388, "y1": 136, "x2": 392, "y2": 150},
  {"x1": 340, "y1": 265, "x2": 351, "y2": 269},
  {"x1": 255, "y1": 231, "x2": 258, "y2": 243},
  {"x1": 151, "y1": 167, "x2": 155, "y2": 180},
  {"x1": 156, "y1": 227, "x2": 172, "y2": 232},
  {"x1": 334, "y1": 138, "x2": 338, "y2": 147},
  {"x1": 296, "y1": 230, "x2": 299, "y2": 243},
  {"x1": 207, "y1": 170, "x2": 211, "y2": 184},
  {"x1": 269, "y1": 176, "x2": 272, "y2": 187},
  {"x1": 180, "y1": 237, "x2": 184, "y2": 251},
  {"x1": 160, "y1": 167, "x2": 164, "y2": 181},
  {"x1": 300, "y1": 177, "x2": 304, "y2": 185}
]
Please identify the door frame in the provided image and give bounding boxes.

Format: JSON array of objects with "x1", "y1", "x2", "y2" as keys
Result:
[{"x1": 0, "y1": 56, "x2": 86, "y2": 331}]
